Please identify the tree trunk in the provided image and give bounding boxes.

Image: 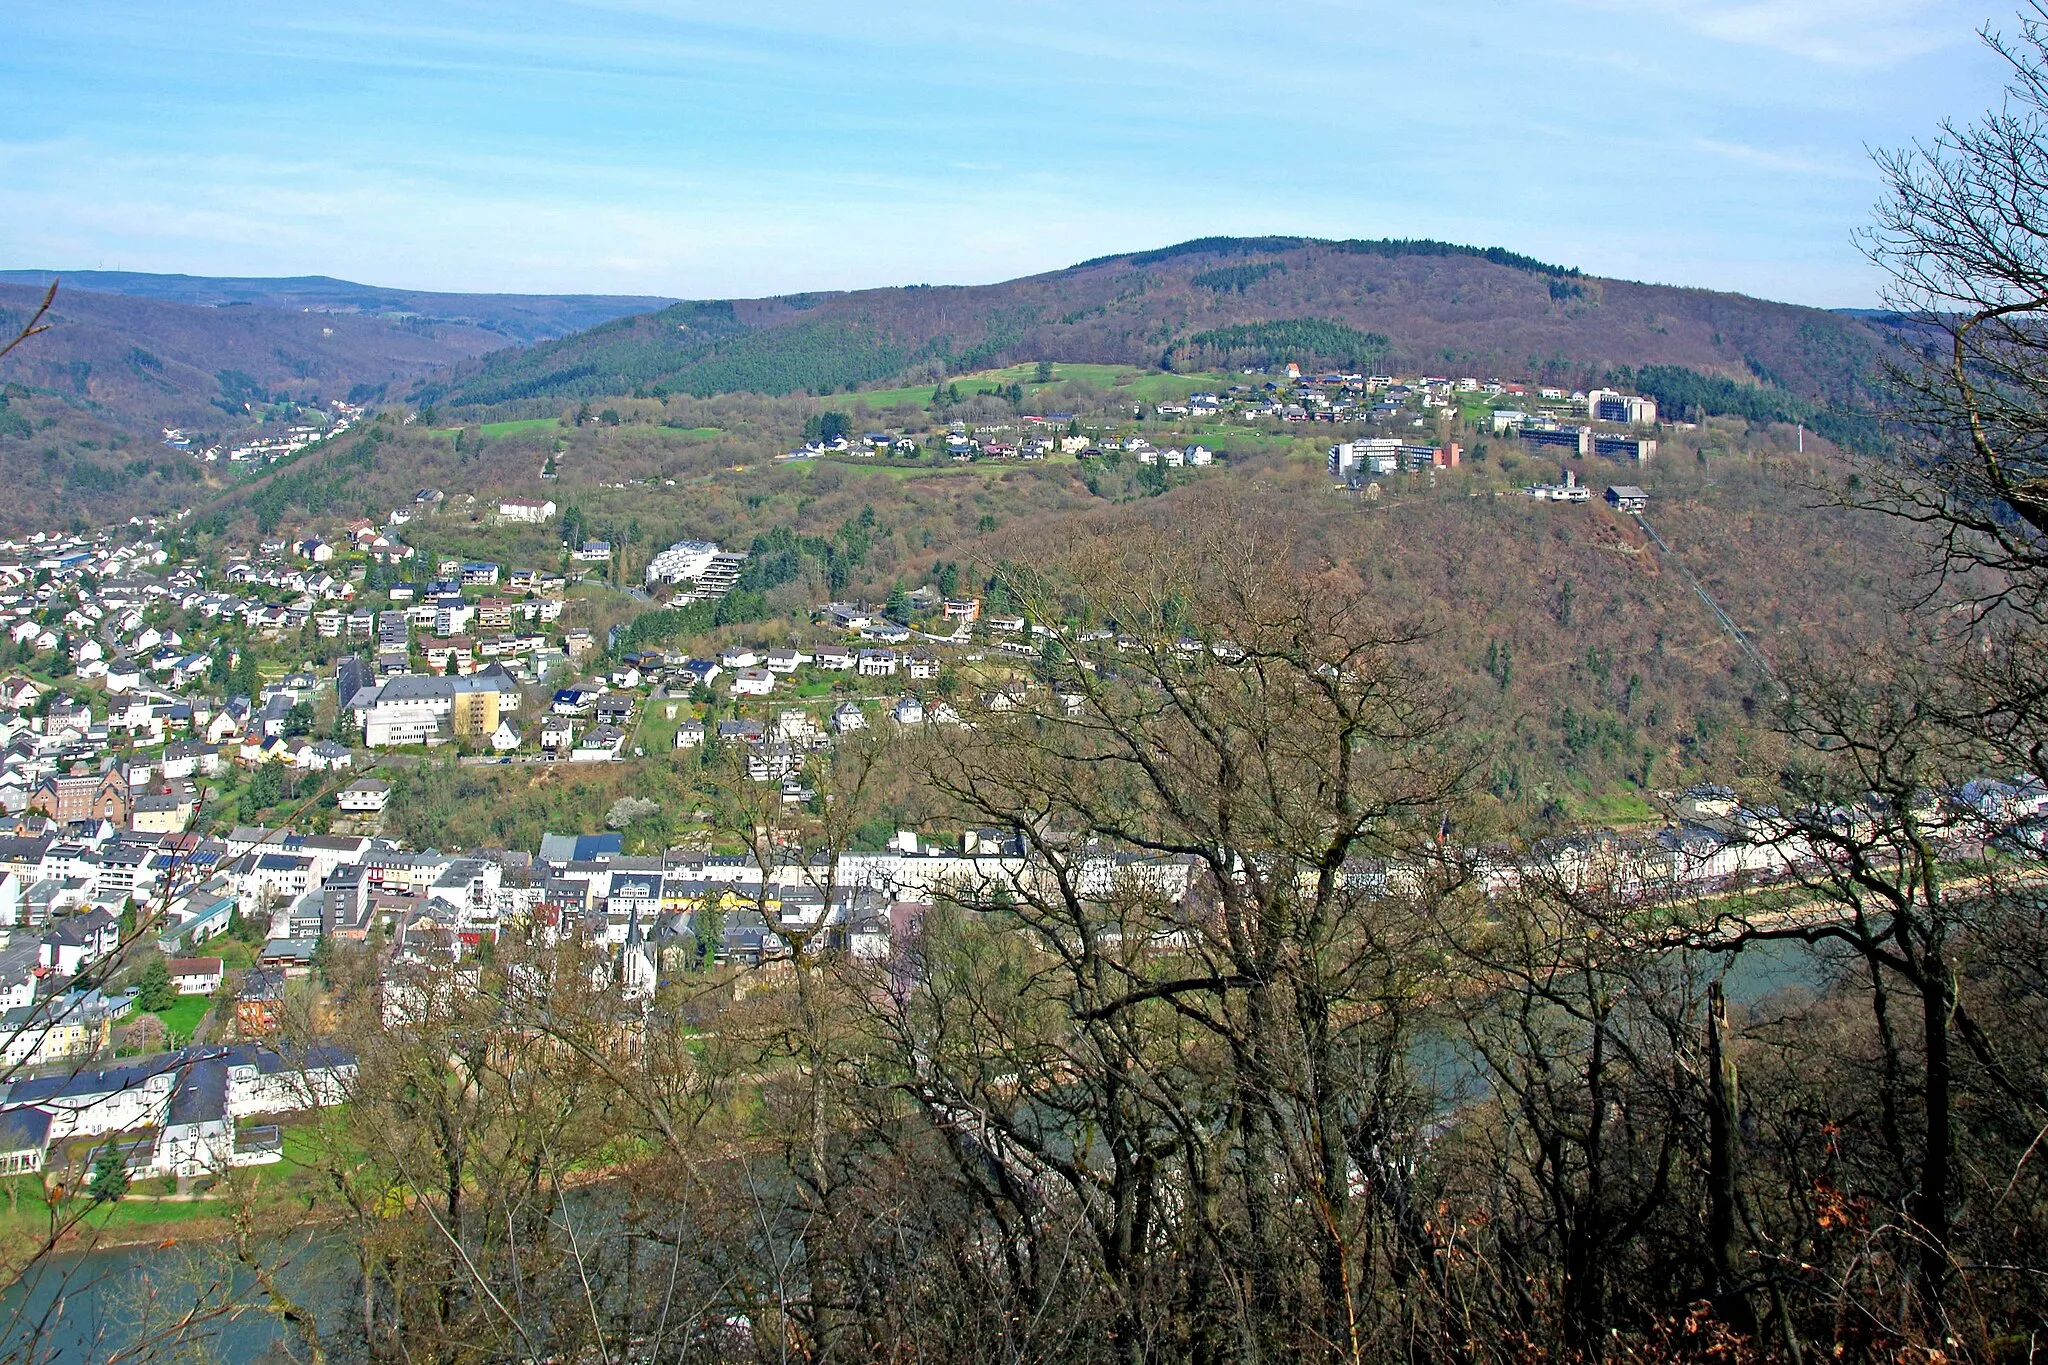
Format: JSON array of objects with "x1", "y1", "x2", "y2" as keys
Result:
[
  {"x1": 1913, "y1": 957, "x2": 1953, "y2": 1328},
  {"x1": 1705, "y1": 982, "x2": 1755, "y2": 1334}
]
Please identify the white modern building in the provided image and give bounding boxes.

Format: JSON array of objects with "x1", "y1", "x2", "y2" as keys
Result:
[{"x1": 644, "y1": 539, "x2": 721, "y2": 587}]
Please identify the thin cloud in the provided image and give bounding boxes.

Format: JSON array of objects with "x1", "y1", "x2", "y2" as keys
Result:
[
  {"x1": 1691, "y1": 137, "x2": 1877, "y2": 180},
  {"x1": 1578, "y1": 0, "x2": 1983, "y2": 66}
]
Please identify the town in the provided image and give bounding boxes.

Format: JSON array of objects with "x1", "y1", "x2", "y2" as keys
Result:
[{"x1": 0, "y1": 359, "x2": 1952, "y2": 1208}]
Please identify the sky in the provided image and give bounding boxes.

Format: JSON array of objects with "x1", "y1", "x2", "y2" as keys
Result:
[{"x1": 0, "y1": 0, "x2": 2019, "y2": 306}]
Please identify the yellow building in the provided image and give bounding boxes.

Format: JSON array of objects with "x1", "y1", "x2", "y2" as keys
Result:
[{"x1": 449, "y1": 687, "x2": 501, "y2": 739}]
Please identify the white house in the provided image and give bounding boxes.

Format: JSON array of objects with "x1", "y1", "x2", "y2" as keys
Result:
[
  {"x1": 497, "y1": 497, "x2": 558, "y2": 524},
  {"x1": 165, "y1": 957, "x2": 224, "y2": 996},
  {"x1": 570, "y1": 725, "x2": 626, "y2": 762},
  {"x1": 0, "y1": 1044, "x2": 354, "y2": 1181},
  {"x1": 732, "y1": 668, "x2": 775, "y2": 697},
  {"x1": 336, "y1": 779, "x2": 390, "y2": 813}
]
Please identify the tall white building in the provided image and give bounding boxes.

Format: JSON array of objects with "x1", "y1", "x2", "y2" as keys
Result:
[
  {"x1": 1327, "y1": 439, "x2": 1400, "y2": 482},
  {"x1": 1586, "y1": 389, "x2": 1658, "y2": 426},
  {"x1": 644, "y1": 540, "x2": 721, "y2": 587}
]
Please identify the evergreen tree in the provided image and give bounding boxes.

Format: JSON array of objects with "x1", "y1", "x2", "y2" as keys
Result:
[
  {"x1": 86, "y1": 1144, "x2": 130, "y2": 1204},
  {"x1": 137, "y1": 958, "x2": 176, "y2": 1013}
]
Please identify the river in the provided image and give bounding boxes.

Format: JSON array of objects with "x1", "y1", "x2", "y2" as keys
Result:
[
  {"x1": 0, "y1": 937, "x2": 1848, "y2": 1363},
  {"x1": 0, "y1": 1227, "x2": 341, "y2": 1364}
]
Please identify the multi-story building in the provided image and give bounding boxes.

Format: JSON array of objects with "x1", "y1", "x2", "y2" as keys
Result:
[
  {"x1": 1592, "y1": 434, "x2": 1657, "y2": 461},
  {"x1": 1327, "y1": 439, "x2": 1400, "y2": 482},
  {"x1": 497, "y1": 498, "x2": 557, "y2": 524},
  {"x1": 643, "y1": 539, "x2": 720, "y2": 587},
  {"x1": 1519, "y1": 425, "x2": 1593, "y2": 457},
  {"x1": 1587, "y1": 389, "x2": 1658, "y2": 426},
  {"x1": 30, "y1": 771, "x2": 130, "y2": 826},
  {"x1": 352, "y1": 667, "x2": 519, "y2": 747}
]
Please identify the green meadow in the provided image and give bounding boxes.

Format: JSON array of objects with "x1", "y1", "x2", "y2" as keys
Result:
[{"x1": 816, "y1": 364, "x2": 1239, "y2": 415}]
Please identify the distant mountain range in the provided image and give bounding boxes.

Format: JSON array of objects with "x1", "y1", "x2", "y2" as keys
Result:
[
  {"x1": 413, "y1": 237, "x2": 1897, "y2": 420},
  {"x1": 0, "y1": 271, "x2": 674, "y2": 345}
]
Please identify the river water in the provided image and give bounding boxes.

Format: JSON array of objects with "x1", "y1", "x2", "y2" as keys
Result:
[
  {"x1": 0, "y1": 938, "x2": 1847, "y2": 1363},
  {"x1": 0, "y1": 1227, "x2": 340, "y2": 1364}
]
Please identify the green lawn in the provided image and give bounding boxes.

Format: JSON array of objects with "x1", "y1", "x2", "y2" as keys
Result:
[
  {"x1": 479, "y1": 417, "x2": 563, "y2": 438},
  {"x1": 633, "y1": 701, "x2": 693, "y2": 755},
  {"x1": 814, "y1": 451, "x2": 1081, "y2": 481},
  {"x1": 814, "y1": 364, "x2": 1238, "y2": 415},
  {"x1": 1567, "y1": 789, "x2": 1661, "y2": 826},
  {"x1": 148, "y1": 995, "x2": 212, "y2": 1045},
  {"x1": 0, "y1": 1112, "x2": 362, "y2": 1246}
]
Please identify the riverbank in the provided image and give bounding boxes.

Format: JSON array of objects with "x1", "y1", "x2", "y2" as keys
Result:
[{"x1": 0, "y1": 1113, "x2": 348, "y2": 1257}]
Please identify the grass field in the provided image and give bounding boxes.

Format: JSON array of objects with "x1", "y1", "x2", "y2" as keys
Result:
[
  {"x1": 632, "y1": 697, "x2": 696, "y2": 756},
  {"x1": 817, "y1": 364, "x2": 1238, "y2": 415},
  {"x1": 1565, "y1": 789, "x2": 1661, "y2": 826},
  {"x1": 480, "y1": 418, "x2": 563, "y2": 438},
  {"x1": 812, "y1": 450, "x2": 1083, "y2": 482},
  {"x1": 148, "y1": 996, "x2": 212, "y2": 1045}
]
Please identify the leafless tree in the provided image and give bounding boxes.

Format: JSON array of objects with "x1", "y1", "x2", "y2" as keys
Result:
[{"x1": 898, "y1": 499, "x2": 1471, "y2": 1361}]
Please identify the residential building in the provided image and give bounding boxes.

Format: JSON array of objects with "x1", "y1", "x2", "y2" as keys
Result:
[
  {"x1": 643, "y1": 539, "x2": 720, "y2": 586},
  {"x1": 352, "y1": 667, "x2": 520, "y2": 747},
  {"x1": 336, "y1": 779, "x2": 390, "y2": 813},
  {"x1": 1587, "y1": 390, "x2": 1658, "y2": 426},
  {"x1": 166, "y1": 957, "x2": 224, "y2": 995},
  {"x1": 497, "y1": 497, "x2": 558, "y2": 524}
]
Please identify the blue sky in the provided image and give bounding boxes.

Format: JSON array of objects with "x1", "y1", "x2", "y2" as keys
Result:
[{"x1": 0, "y1": 0, "x2": 2014, "y2": 305}]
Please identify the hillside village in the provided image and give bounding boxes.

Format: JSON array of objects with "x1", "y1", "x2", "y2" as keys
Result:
[{"x1": 0, "y1": 359, "x2": 1933, "y2": 1191}]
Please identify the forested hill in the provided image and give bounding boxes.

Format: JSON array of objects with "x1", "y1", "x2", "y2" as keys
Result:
[
  {"x1": 0, "y1": 279, "x2": 567, "y2": 528},
  {"x1": 423, "y1": 236, "x2": 1895, "y2": 412},
  {"x1": 0, "y1": 282, "x2": 510, "y2": 435},
  {"x1": 0, "y1": 271, "x2": 675, "y2": 346}
]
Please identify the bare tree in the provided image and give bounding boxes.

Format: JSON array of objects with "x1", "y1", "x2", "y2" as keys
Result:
[{"x1": 901, "y1": 499, "x2": 1470, "y2": 1361}]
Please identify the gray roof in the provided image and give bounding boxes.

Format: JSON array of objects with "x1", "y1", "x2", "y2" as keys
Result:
[
  {"x1": 0, "y1": 1107, "x2": 50, "y2": 1153},
  {"x1": 165, "y1": 1056, "x2": 229, "y2": 1128}
]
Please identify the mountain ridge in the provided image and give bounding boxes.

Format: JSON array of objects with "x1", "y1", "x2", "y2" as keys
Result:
[
  {"x1": 0, "y1": 270, "x2": 675, "y2": 346},
  {"x1": 414, "y1": 236, "x2": 1896, "y2": 415}
]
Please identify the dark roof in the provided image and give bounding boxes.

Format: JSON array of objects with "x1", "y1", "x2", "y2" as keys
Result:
[
  {"x1": 165, "y1": 1057, "x2": 229, "y2": 1128},
  {"x1": 239, "y1": 969, "x2": 286, "y2": 1002},
  {"x1": 0, "y1": 1108, "x2": 50, "y2": 1153}
]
